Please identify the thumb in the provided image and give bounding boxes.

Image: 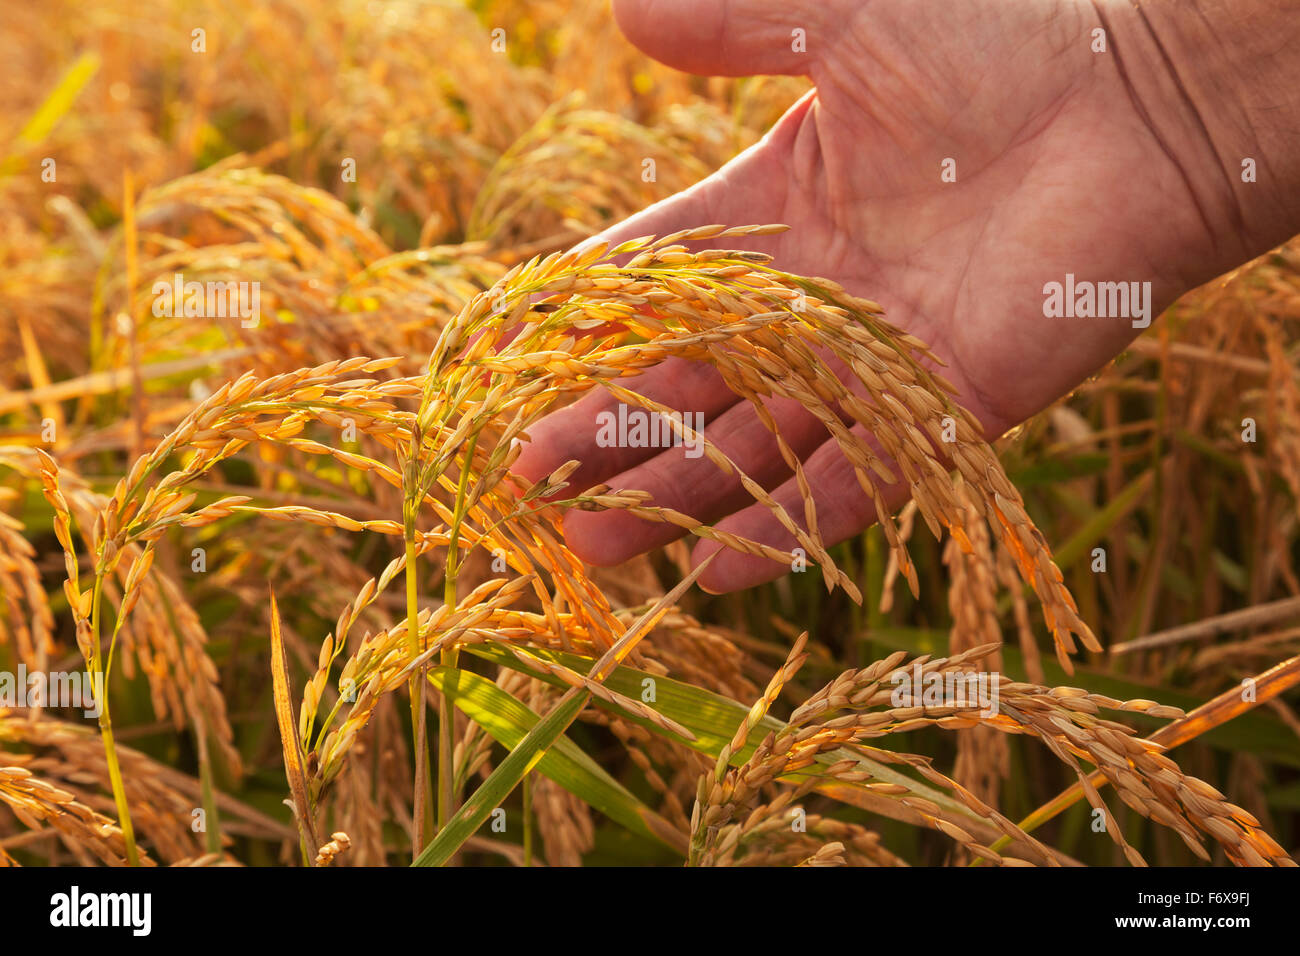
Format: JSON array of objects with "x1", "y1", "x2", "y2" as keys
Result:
[
  {"x1": 577, "y1": 89, "x2": 814, "y2": 256},
  {"x1": 612, "y1": 0, "x2": 821, "y2": 77}
]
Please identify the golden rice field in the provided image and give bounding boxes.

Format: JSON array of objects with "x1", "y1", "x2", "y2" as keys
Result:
[{"x1": 1, "y1": 0, "x2": 1298, "y2": 868}]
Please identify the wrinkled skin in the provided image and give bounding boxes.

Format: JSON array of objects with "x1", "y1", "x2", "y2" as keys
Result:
[{"x1": 514, "y1": 0, "x2": 1300, "y2": 592}]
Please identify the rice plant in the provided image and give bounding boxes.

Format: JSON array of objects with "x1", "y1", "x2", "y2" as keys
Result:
[{"x1": 0, "y1": 0, "x2": 1297, "y2": 869}]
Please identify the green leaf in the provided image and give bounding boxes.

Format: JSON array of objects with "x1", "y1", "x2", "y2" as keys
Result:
[
  {"x1": 2, "y1": 52, "x2": 101, "y2": 175},
  {"x1": 464, "y1": 644, "x2": 988, "y2": 826},
  {"x1": 427, "y1": 664, "x2": 686, "y2": 854},
  {"x1": 1050, "y1": 468, "x2": 1153, "y2": 571},
  {"x1": 413, "y1": 557, "x2": 710, "y2": 867},
  {"x1": 412, "y1": 686, "x2": 586, "y2": 867}
]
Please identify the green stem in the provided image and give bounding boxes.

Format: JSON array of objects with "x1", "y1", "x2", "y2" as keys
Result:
[
  {"x1": 439, "y1": 433, "x2": 480, "y2": 836},
  {"x1": 405, "y1": 518, "x2": 434, "y2": 859},
  {"x1": 98, "y1": 709, "x2": 138, "y2": 866},
  {"x1": 90, "y1": 575, "x2": 139, "y2": 867}
]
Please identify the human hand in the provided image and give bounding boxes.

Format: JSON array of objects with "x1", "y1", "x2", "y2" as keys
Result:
[{"x1": 514, "y1": 0, "x2": 1300, "y2": 592}]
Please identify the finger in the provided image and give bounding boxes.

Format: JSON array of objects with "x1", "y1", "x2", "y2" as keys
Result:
[
  {"x1": 507, "y1": 167, "x2": 741, "y2": 488},
  {"x1": 559, "y1": 387, "x2": 834, "y2": 564},
  {"x1": 613, "y1": 0, "x2": 823, "y2": 77},
  {"x1": 510, "y1": 357, "x2": 741, "y2": 487},
  {"x1": 574, "y1": 90, "x2": 814, "y2": 256},
  {"x1": 513, "y1": 94, "x2": 817, "y2": 485},
  {"x1": 690, "y1": 424, "x2": 912, "y2": 593}
]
